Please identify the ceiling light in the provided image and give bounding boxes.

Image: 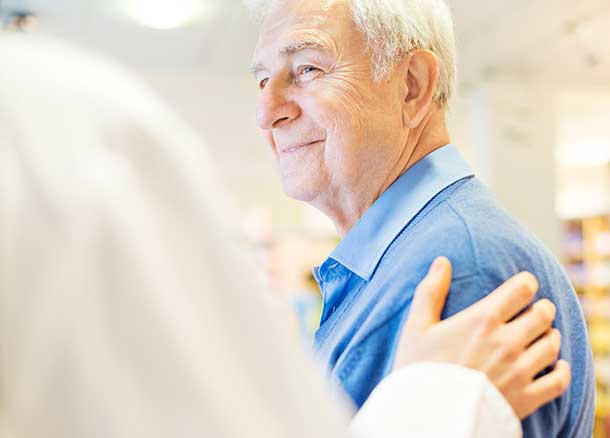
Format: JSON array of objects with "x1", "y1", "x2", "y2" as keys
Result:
[{"x1": 127, "y1": 0, "x2": 213, "y2": 30}]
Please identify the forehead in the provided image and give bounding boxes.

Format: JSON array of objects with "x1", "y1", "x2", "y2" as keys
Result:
[{"x1": 253, "y1": 0, "x2": 355, "y2": 62}]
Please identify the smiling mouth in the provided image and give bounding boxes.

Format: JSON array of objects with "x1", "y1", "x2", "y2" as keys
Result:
[{"x1": 280, "y1": 140, "x2": 325, "y2": 154}]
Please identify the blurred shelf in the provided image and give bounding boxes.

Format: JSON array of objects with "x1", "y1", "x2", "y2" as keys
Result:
[{"x1": 563, "y1": 215, "x2": 610, "y2": 435}]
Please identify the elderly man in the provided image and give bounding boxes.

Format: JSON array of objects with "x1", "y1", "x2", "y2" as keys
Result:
[{"x1": 248, "y1": 0, "x2": 595, "y2": 436}]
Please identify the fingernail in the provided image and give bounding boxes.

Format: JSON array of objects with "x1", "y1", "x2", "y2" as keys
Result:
[
  {"x1": 430, "y1": 257, "x2": 447, "y2": 273},
  {"x1": 522, "y1": 272, "x2": 539, "y2": 293}
]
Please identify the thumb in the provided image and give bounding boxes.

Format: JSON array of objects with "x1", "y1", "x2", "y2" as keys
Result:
[{"x1": 405, "y1": 257, "x2": 452, "y2": 332}]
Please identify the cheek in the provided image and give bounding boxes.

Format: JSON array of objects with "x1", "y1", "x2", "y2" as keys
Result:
[
  {"x1": 306, "y1": 80, "x2": 402, "y2": 180},
  {"x1": 302, "y1": 100, "x2": 362, "y2": 179},
  {"x1": 300, "y1": 81, "x2": 370, "y2": 137},
  {"x1": 324, "y1": 77, "x2": 403, "y2": 144},
  {"x1": 322, "y1": 80, "x2": 377, "y2": 144},
  {"x1": 294, "y1": 76, "x2": 385, "y2": 174}
]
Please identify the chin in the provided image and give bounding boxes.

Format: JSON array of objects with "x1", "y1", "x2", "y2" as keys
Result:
[{"x1": 280, "y1": 177, "x2": 320, "y2": 203}]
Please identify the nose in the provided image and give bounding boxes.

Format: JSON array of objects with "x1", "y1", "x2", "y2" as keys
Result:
[{"x1": 256, "y1": 80, "x2": 301, "y2": 130}]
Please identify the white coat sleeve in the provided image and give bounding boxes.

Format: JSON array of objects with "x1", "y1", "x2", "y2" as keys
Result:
[{"x1": 350, "y1": 362, "x2": 523, "y2": 438}]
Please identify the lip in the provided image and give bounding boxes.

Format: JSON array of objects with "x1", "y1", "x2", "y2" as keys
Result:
[{"x1": 279, "y1": 139, "x2": 324, "y2": 154}]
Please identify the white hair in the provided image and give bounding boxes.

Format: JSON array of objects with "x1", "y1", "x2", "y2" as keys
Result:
[{"x1": 245, "y1": 0, "x2": 457, "y2": 107}]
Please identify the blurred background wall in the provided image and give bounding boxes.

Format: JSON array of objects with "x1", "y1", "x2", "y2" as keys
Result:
[{"x1": 2, "y1": 0, "x2": 609, "y2": 435}]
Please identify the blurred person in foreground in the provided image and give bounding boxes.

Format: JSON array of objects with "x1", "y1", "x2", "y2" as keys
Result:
[
  {"x1": 247, "y1": 0, "x2": 595, "y2": 436},
  {"x1": 0, "y1": 35, "x2": 570, "y2": 438}
]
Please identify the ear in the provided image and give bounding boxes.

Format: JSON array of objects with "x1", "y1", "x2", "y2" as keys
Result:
[{"x1": 401, "y1": 49, "x2": 440, "y2": 129}]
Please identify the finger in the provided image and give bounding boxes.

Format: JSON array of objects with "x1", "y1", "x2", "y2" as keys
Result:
[
  {"x1": 515, "y1": 328, "x2": 561, "y2": 381},
  {"x1": 405, "y1": 257, "x2": 452, "y2": 331},
  {"x1": 503, "y1": 299, "x2": 556, "y2": 349},
  {"x1": 519, "y1": 360, "x2": 571, "y2": 419},
  {"x1": 466, "y1": 272, "x2": 539, "y2": 324}
]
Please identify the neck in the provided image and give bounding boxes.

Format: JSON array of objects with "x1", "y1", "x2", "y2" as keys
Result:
[{"x1": 314, "y1": 107, "x2": 450, "y2": 236}]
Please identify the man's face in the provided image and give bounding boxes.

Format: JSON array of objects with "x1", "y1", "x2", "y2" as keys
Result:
[{"x1": 251, "y1": 0, "x2": 406, "y2": 205}]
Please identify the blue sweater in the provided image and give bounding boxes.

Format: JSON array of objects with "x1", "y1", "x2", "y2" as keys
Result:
[{"x1": 313, "y1": 145, "x2": 595, "y2": 437}]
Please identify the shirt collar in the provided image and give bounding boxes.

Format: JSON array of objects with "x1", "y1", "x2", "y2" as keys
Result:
[{"x1": 326, "y1": 144, "x2": 474, "y2": 281}]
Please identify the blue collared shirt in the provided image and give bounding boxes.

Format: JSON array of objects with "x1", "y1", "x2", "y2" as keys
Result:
[{"x1": 313, "y1": 145, "x2": 594, "y2": 438}]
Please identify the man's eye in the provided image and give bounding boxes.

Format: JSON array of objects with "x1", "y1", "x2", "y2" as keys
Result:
[
  {"x1": 299, "y1": 65, "x2": 320, "y2": 75},
  {"x1": 259, "y1": 78, "x2": 269, "y2": 89}
]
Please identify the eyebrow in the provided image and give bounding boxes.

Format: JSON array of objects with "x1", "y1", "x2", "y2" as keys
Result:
[{"x1": 249, "y1": 39, "x2": 330, "y2": 75}]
